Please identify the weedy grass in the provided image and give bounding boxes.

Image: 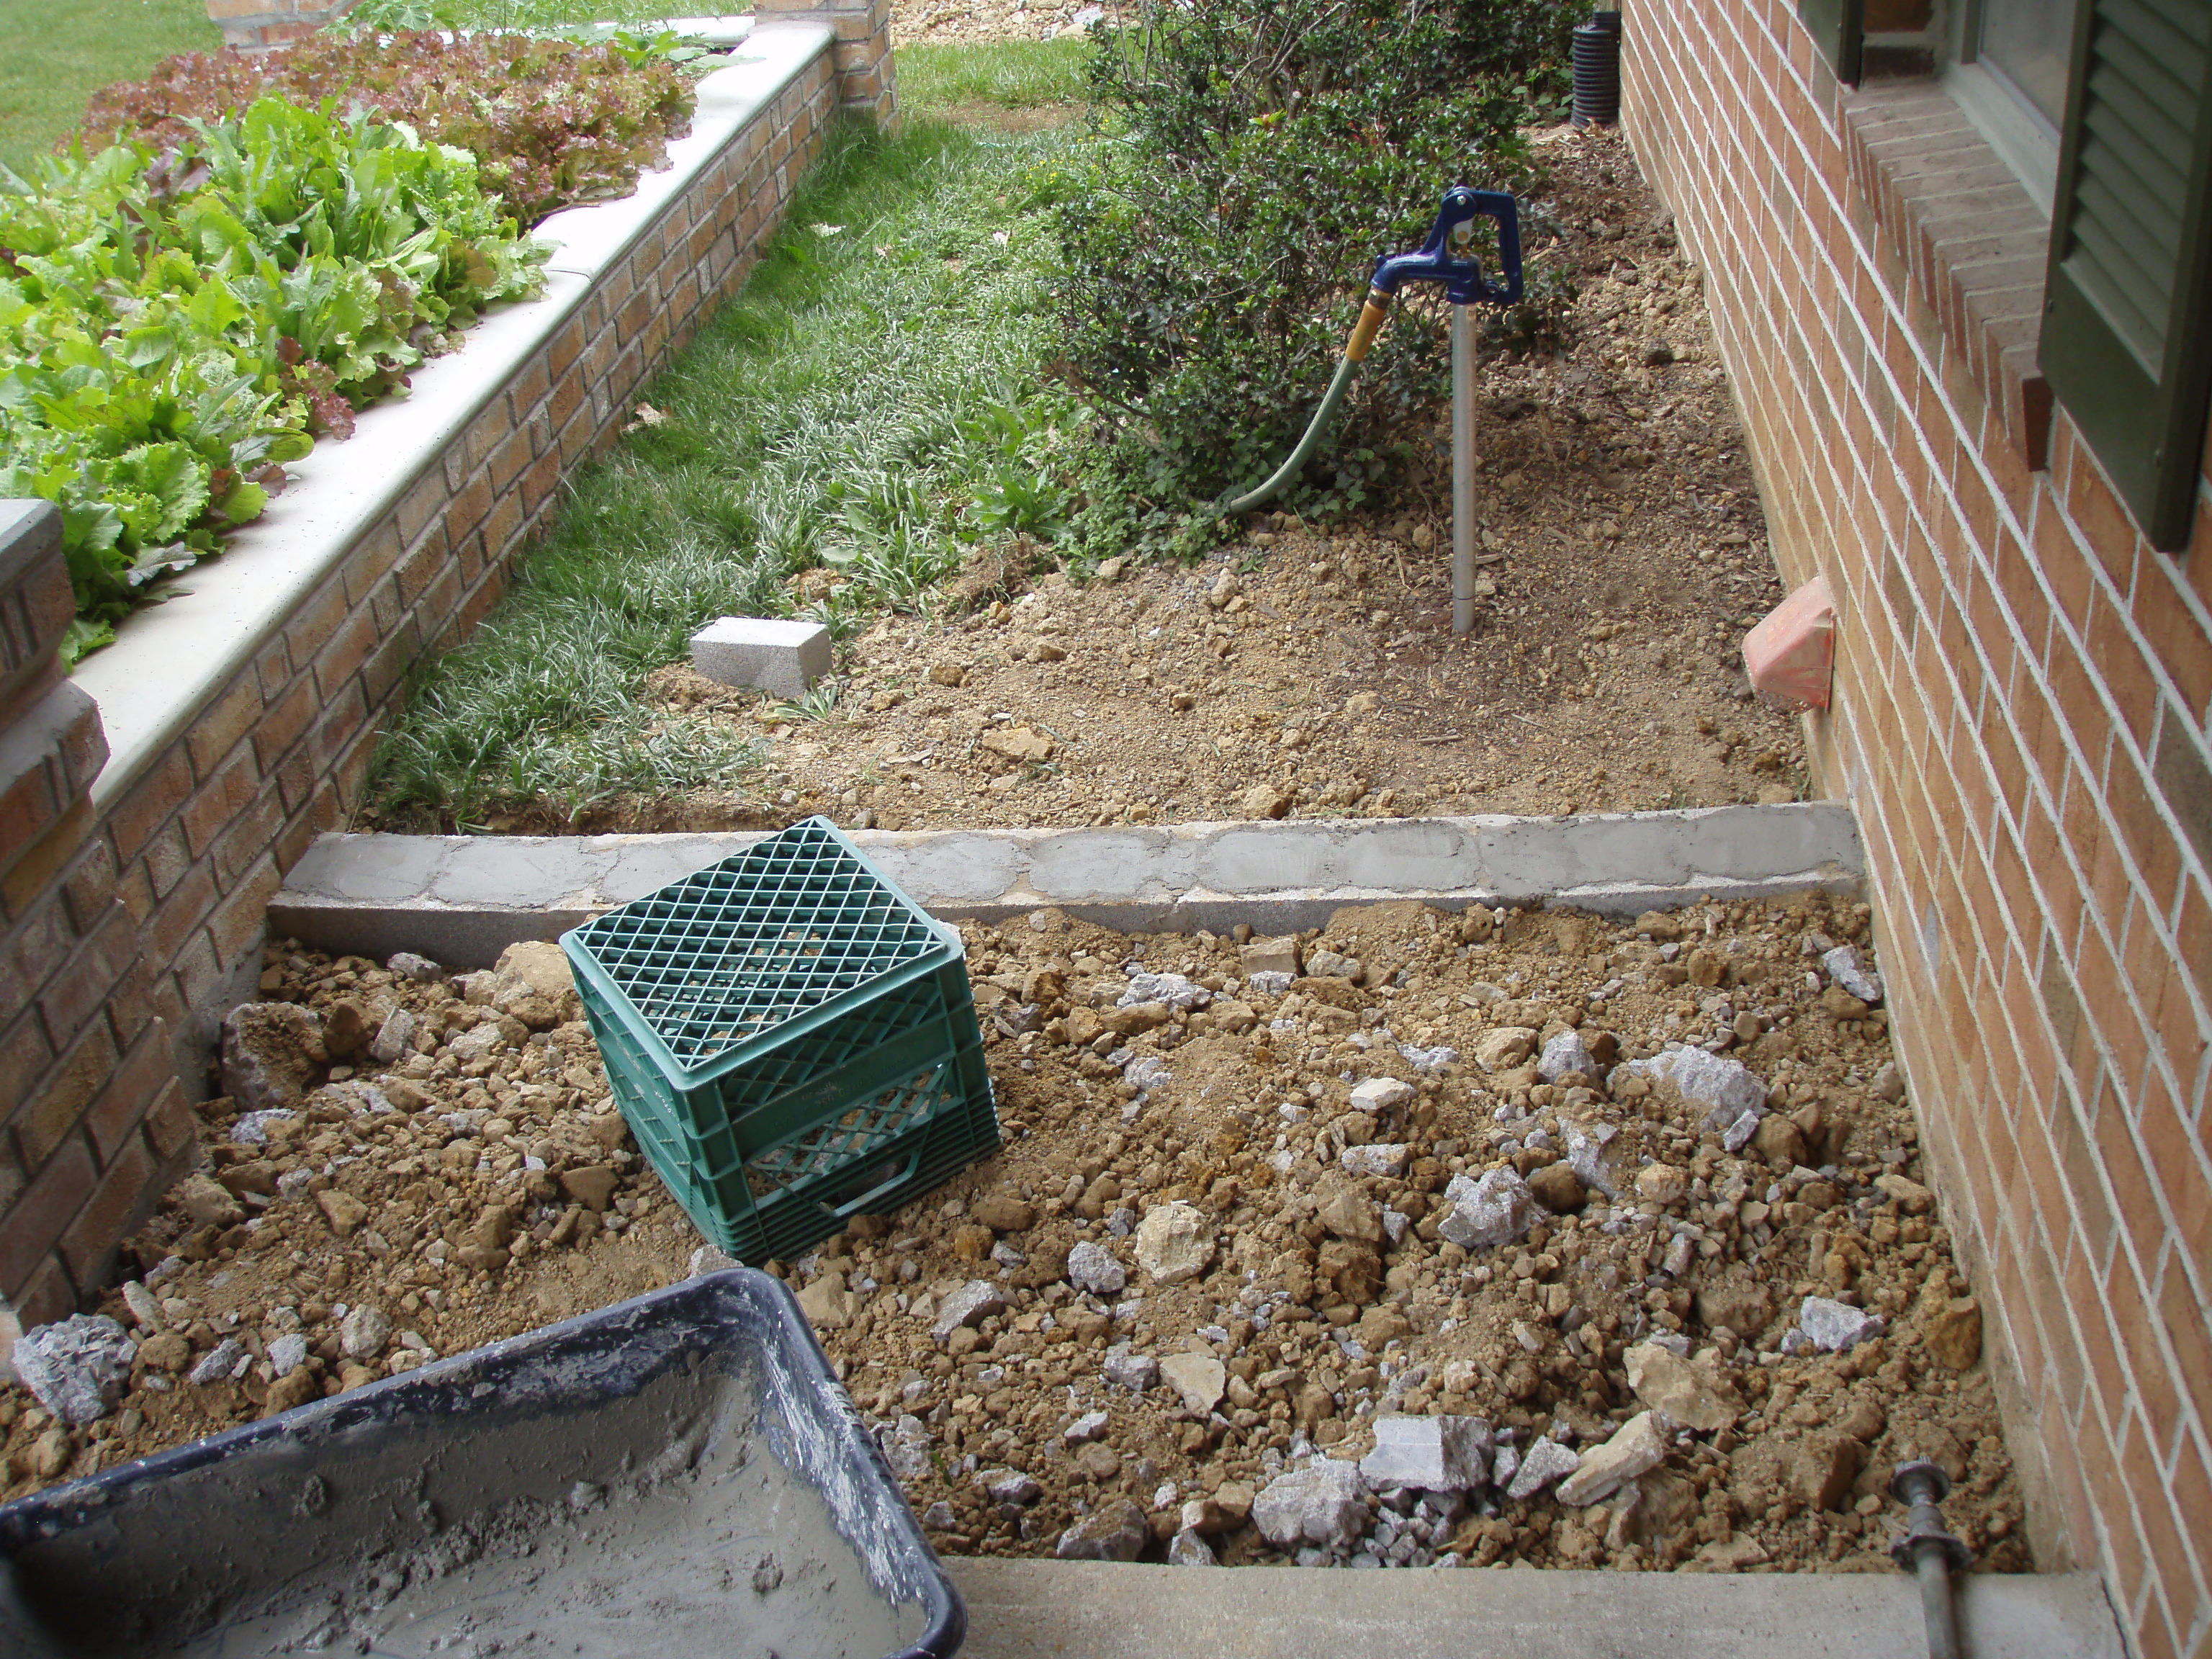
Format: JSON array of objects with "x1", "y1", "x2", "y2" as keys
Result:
[
  {"x1": 895, "y1": 35, "x2": 1097, "y2": 109},
  {"x1": 373, "y1": 48, "x2": 1089, "y2": 827},
  {"x1": 0, "y1": 0, "x2": 221, "y2": 174}
]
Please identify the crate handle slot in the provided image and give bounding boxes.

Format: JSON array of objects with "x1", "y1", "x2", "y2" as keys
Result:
[{"x1": 819, "y1": 1153, "x2": 921, "y2": 1218}]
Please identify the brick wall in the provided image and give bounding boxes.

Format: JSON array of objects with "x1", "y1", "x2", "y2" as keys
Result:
[
  {"x1": 1624, "y1": 7, "x2": 2212, "y2": 1657},
  {"x1": 204, "y1": 0, "x2": 359, "y2": 51},
  {"x1": 0, "y1": 19, "x2": 884, "y2": 1337}
]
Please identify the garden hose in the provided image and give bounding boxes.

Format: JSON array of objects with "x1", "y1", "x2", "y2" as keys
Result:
[
  {"x1": 1223, "y1": 186, "x2": 1524, "y2": 517},
  {"x1": 1224, "y1": 290, "x2": 1394, "y2": 514}
]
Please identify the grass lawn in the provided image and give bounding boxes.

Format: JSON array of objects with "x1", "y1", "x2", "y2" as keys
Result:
[
  {"x1": 0, "y1": 0, "x2": 220, "y2": 174},
  {"x1": 371, "y1": 44, "x2": 1092, "y2": 827}
]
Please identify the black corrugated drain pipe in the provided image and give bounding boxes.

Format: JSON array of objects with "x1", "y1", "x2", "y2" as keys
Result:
[
  {"x1": 1891, "y1": 1460, "x2": 1976, "y2": 1659},
  {"x1": 1572, "y1": 11, "x2": 1622, "y2": 127}
]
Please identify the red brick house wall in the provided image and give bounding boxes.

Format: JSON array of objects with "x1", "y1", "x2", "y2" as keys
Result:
[{"x1": 1624, "y1": 6, "x2": 2212, "y2": 1655}]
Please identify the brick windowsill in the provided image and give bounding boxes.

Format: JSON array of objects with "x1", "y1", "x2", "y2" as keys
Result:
[
  {"x1": 1840, "y1": 78, "x2": 2054, "y2": 469},
  {"x1": 71, "y1": 17, "x2": 803, "y2": 816}
]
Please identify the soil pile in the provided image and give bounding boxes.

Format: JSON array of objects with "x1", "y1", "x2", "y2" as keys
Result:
[{"x1": 3, "y1": 893, "x2": 2022, "y2": 1580}]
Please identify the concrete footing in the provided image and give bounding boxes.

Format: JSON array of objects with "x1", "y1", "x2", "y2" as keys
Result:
[
  {"x1": 272, "y1": 803, "x2": 1862, "y2": 966},
  {"x1": 945, "y1": 1560, "x2": 2123, "y2": 1659}
]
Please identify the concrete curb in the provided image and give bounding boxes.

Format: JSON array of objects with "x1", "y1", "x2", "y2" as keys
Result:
[
  {"x1": 945, "y1": 1560, "x2": 2122, "y2": 1659},
  {"x1": 271, "y1": 802, "x2": 1863, "y2": 966}
]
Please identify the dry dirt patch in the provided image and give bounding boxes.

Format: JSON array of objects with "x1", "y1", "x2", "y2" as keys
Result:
[{"x1": 6, "y1": 892, "x2": 2019, "y2": 1581}]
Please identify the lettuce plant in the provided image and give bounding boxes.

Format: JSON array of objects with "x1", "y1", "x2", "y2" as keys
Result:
[{"x1": 1, "y1": 99, "x2": 547, "y2": 657}]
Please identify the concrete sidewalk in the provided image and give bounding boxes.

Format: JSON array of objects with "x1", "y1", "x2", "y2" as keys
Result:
[{"x1": 945, "y1": 1560, "x2": 2123, "y2": 1659}]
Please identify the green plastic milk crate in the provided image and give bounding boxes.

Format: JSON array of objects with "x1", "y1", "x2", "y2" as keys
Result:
[{"x1": 559, "y1": 817, "x2": 997, "y2": 1264}]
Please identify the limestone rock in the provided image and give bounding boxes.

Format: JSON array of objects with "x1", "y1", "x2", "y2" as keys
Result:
[
  {"x1": 1134, "y1": 1201, "x2": 1215, "y2": 1285},
  {"x1": 1822, "y1": 943, "x2": 1883, "y2": 1003},
  {"x1": 1102, "y1": 1344, "x2": 1158, "y2": 1390},
  {"x1": 12, "y1": 1315, "x2": 135, "y2": 1425},
  {"x1": 1799, "y1": 1296, "x2": 1885, "y2": 1352},
  {"x1": 1435, "y1": 1167, "x2": 1539, "y2": 1249},
  {"x1": 1557, "y1": 1411, "x2": 1670, "y2": 1506},
  {"x1": 1624, "y1": 1341, "x2": 1742, "y2": 1431},
  {"x1": 1252, "y1": 1459, "x2": 1368, "y2": 1548},
  {"x1": 1505, "y1": 1437, "x2": 1581, "y2": 1500},
  {"x1": 1056, "y1": 1497, "x2": 1148, "y2": 1561},
  {"x1": 1339, "y1": 1142, "x2": 1410, "y2": 1179},
  {"x1": 1066, "y1": 1240, "x2": 1126, "y2": 1295},
  {"x1": 387, "y1": 951, "x2": 442, "y2": 982},
  {"x1": 797, "y1": 1272, "x2": 854, "y2": 1329},
  {"x1": 1537, "y1": 1029, "x2": 1596, "y2": 1082},
  {"x1": 221, "y1": 1002, "x2": 325, "y2": 1112},
  {"x1": 1359, "y1": 1414, "x2": 1493, "y2": 1492},
  {"x1": 1159, "y1": 1350, "x2": 1226, "y2": 1414},
  {"x1": 369, "y1": 1007, "x2": 419, "y2": 1066},
  {"x1": 1239, "y1": 935, "x2": 1301, "y2": 977},
  {"x1": 1474, "y1": 1027, "x2": 1539, "y2": 1073},
  {"x1": 341, "y1": 1305, "x2": 392, "y2": 1360},
  {"x1": 931, "y1": 1280, "x2": 1006, "y2": 1341},
  {"x1": 1166, "y1": 1528, "x2": 1217, "y2": 1567},
  {"x1": 1619, "y1": 1046, "x2": 1768, "y2": 1149},
  {"x1": 1349, "y1": 1077, "x2": 1414, "y2": 1115}
]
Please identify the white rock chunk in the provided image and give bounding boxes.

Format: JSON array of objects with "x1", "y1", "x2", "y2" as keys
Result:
[
  {"x1": 1505, "y1": 1437, "x2": 1581, "y2": 1500},
  {"x1": 1822, "y1": 944, "x2": 1883, "y2": 1003},
  {"x1": 930, "y1": 1280, "x2": 1007, "y2": 1341},
  {"x1": 1800, "y1": 1296, "x2": 1887, "y2": 1352},
  {"x1": 12, "y1": 1315, "x2": 135, "y2": 1425},
  {"x1": 1066, "y1": 1239, "x2": 1126, "y2": 1295},
  {"x1": 1349, "y1": 1077, "x2": 1414, "y2": 1114},
  {"x1": 1159, "y1": 1350, "x2": 1227, "y2": 1414},
  {"x1": 1359, "y1": 1414, "x2": 1495, "y2": 1492},
  {"x1": 1435, "y1": 1166, "x2": 1539, "y2": 1249},
  {"x1": 1619, "y1": 1045, "x2": 1769, "y2": 1149},
  {"x1": 1252, "y1": 1459, "x2": 1369, "y2": 1548},
  {"x1": 1135, "y1": 1201, "x2": 1215, "y2": 1285},
  {"x1": 1557, "y1": 1411, "x2": 1670, "y2": 1506}
]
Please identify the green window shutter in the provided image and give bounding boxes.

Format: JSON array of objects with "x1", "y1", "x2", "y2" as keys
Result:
[
  {"x1": 2041, "y1": 0, "x2": 2212, "y2": 552},
  {"x1": 1799, "y1": 0, "x2": 1866, "y2": 82}
]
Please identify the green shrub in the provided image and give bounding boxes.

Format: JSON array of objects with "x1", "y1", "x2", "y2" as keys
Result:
[
  {"x1": 0, "y1": 99, "x2": 546, "y2": 656},
  {"x1": 78, "y1": 29, "x2": 698, "y2": 228},
  {"x1": 1056, "y1": 0, "x2": 1575, "y2": 554}
]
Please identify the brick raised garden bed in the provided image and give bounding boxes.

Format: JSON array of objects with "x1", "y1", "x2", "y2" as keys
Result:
[{"x1": 0, "y1": 4, "x2": 894, "y2": 1336}]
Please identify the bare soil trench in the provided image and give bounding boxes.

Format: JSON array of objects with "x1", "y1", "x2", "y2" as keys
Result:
[
  {"x1": 364, "y1": 127, "x2": 1807, "y2": 840},
  {"x1": 4, "y1": 891, "x2": 2023, "y2": 1583}
]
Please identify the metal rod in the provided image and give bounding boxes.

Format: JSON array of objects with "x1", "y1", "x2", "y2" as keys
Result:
[
  {"x1": 1913, "y1": 1543, "x2": 1964, "y2": 1659},
  {"x1": 1451, "y1": 300, "x2": 1475, "y2": 635},
  {"x1": 1891, "y1": 1460, "x2": 1972, "y2": 1659}
]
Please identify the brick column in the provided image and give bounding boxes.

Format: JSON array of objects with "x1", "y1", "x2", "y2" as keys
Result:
[
  {"x1": 0, "y1": 503, "x2": 194, "y2": 1335},
  {"x1": 205, "y1": 0, "x2": 359, "y2": 51},
  {"x1": 754, "y1": 0, "x2": 899, "y2": 131}
]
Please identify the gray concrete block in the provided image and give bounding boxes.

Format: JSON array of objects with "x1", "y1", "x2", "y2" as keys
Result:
[
  {"x1": 690, "y1": 616, "x2": 832, "y2": 698},
  {"x1": 269, "y1": 804, "x2": 1867, "y2": 968}
]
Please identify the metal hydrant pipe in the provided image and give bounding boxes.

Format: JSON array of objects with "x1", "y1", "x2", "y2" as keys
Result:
[
  {"x1": 1891, "y1": 1460, "x2": 1974, "y2": 1659},
  {"x1": 1451, "y1": 300, "x2": 1476, "y2": 634}
]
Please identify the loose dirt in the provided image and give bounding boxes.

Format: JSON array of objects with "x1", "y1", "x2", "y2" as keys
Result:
[
  {"x1": 891, "y1": 0, "x2": 1115, "y2": 45},
  {"x1": 382, "y1": 128, "x2": 1804, "y2": 840},
  {"x1": 4, "y1": 891, "x2": 2024, "y2": 1581}
]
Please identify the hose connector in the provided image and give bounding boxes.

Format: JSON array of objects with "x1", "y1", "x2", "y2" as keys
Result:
[{"x1": 1889, "y1": 1460, "x2": 1973, "y2": 1575}]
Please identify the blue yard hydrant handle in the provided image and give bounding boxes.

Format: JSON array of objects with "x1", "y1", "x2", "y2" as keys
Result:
[{"x1": 1370, "y1": 187, "x2": 1524, "y2": 306}]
